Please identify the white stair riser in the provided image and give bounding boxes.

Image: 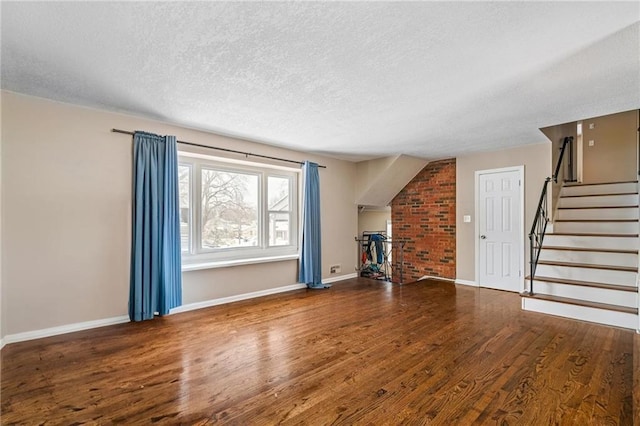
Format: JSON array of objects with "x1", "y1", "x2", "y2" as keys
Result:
[
  {"x1": 538, "y1": 249, "x2": 638, "y2": 268},
  {"x1": 526, "y1": 280, "x2": 638, "y2": 308},
  {"x1": 562, "y1": 182, "x2": 637, "y2": 197},
  {"x1": 557, "y1": 208, "x2": 639, "y2": 220},
  {"x1": 535, "y1": 264, "x2": 636, "y2": 286},
  {"x1": 543, "y1": 235, "x2": 638, "y2": 250},
  {"x1": 522, "y1": 297, "x2": 638, "y2": 330},
  {"x1": 558, "y1": 194, "x2": 638, "y2": 208},
  {"x1": 553, "y1": 221, "x2": 638, "y2": 234}
]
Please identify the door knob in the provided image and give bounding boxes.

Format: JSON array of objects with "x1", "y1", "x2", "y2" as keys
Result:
[{"x1": 480, "y1": 235, "x2": 486, "y2": 239}]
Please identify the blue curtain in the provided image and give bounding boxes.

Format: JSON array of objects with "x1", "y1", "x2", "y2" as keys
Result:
[
  {"x1": 129, "y1": 131, "x2": 182, "y2": 321},
  {"x1": 299, "y1": 161, "x2": 327, "y2": 288}
]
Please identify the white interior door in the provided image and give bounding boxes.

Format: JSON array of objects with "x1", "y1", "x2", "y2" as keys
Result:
[{"x1": 477, "y1": 168, "x2": 523, "y2": 292}]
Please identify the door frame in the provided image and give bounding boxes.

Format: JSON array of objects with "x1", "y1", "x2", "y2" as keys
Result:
[
  {"x1": 474, "y1": 165, "x2": 525, "y2": 292},
  {"x1": 577, "y1": 121, "x2": 584, "y2": 183}
]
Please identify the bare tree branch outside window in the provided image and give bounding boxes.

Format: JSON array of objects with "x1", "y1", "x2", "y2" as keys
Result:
[{"x1": 201, "y1": 169, "x2": 258, "y2": 249}]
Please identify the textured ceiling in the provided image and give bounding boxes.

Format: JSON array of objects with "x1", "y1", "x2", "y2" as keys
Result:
[{"x1": 1, "y1": 2, "x2": 639, "y2": 161}]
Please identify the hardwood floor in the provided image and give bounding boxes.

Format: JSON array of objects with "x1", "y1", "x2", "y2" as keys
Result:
[{"x1": 1, "y1": 278, "x2": 637, "y2": 424}]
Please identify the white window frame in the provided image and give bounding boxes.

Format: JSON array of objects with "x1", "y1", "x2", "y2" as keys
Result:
[
  {"x1": 179, "y1": 152, "x2": 300, "y2": 269},
  {"x1": 178, "y1": 163, "x2": 193, "y2": 254}
]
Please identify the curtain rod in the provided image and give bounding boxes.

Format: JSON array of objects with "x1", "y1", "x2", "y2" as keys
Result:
[{"x1": 111, "y1": 129, "x2": 326, "y2": 168}]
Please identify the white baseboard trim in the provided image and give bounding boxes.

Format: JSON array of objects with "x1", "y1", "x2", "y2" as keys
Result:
[
  {"x1": 172, "y1": 283, "x2": 307, "y2": 314},
  {"x1": 3, "y1": 315, "x2": 130, "y2": 345},
  {"x1": 455, "y1": 279, "x2": 479, "y2": 287},
  {"x1": 170, "y1": 273, "x2": 358, "y2": 314},
  {"x1": 323, "y1": 272, "x2": 358, "y2": 284},
  {"x1": 1, "y1": 273, "x2": 360, "y2": 347},
  {"x1": 173, "y1": 273, "x2": 358, "y2": 315},
  {"x1": 418, "y1": 275, "x2": 455, "y2": 282}
]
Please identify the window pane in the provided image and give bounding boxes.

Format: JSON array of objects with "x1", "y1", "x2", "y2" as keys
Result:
[
  {"x1": 268, "y1": 176, "x2": 291, "y2": 246},
  {"x1": 268, "y1": 176, "x2": 290, "y2": 211},
  {"x1": 178, "y1": 165, "x2": 190, "y2": 253},
  {"x1": 269, "y1": 212, "x2": 290, "y2": 246},
  {"x1": 201, "y1": 169, "x2": 259, "y2": 249}
]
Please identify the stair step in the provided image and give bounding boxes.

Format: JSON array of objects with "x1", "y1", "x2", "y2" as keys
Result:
[
  {"x1": 537, "y1": 260, "x2": 638, "y2": 272},
  {"x1": 564, "y1": 180, "x2": 638, "y2": 186},
  {"x1": 558, "y1": 194, "x2": 638, "y2": 208},
  {"x1": 541, "y1": 246, "x2": 638, "y2": 254},
  {"x1": 535, "y1": 261, "x2": 636, "y2": 286},
  {"x1": 523, "y1": 277, "x2": 639, "y2": 308},
  {"x1": 547, "y1": 233, "x2": 638, "y2": 237},
  {"x1": 522, "y1": 295, "x2": 639, "y2": 329},
  {"x1": 527, "y1": 275, "x2": 638, "y2": 292},
  {"x1": 561, "y1": 181, "x2": 637, "y2": 197},
  {"x1": 556, "y1": 207, "x2": 639, "y2": 221},
  {"x1": 521, "y1": 293, "x2": 638, "y2": 315},
  {"x1": 554, "y1": 219, "x2": 638, "y2": 223},
  {"x1": 553, "y1": 220, "x2": 638, "y2": 234},
  {"x1": 543, "y1": 234, "x2": 639, "y2": 251},
  {"x1": 561, "y1": 192, "x2": 638, "y2": 198},
  {"x1": 558, "y1": 205, "x2": 639, "y2": 209},
  {"x1": 538, "y1": 247, "x2": 638, "y2": 268}
]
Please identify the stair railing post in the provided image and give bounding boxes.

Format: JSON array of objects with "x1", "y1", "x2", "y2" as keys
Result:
[
  {"x1": 399, "y1": 242, "x2": 404, "y2": 284},
  {"x1": 529, "y1": 234, "x2": 534, "y2": 295}
]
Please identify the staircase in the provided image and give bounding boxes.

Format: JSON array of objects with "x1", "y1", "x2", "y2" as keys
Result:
[{"x1": 522, "y1": 181, "x2": 640, "y2": 330}]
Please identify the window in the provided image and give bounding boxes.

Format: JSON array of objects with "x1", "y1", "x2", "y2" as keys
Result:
[{"x1": 179, "y1": 154, "x2": 299, "y2": 267}]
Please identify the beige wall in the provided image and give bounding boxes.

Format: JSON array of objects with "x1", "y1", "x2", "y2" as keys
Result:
[
  {"x1": 582, "y1": 110, "x2": 638, "y2": 184},
  {"x1": 357, "y1": 209, "x2": 391, "y2": 236},
  {"x1": 456, "y1": 142, "x2": 552, "y2": 283},
  {"x1": 355, "y1": 156, "x2": 396, "y2": 198},
  {"x1": 1, "y1": 91, "x2": 358, "y2": 336},
  {"x1": 0, "y1": 91, "x2": 3, "y2": 341},
  {"x1": 355, "y1": 155, "x2": 428, "y2": 207}
]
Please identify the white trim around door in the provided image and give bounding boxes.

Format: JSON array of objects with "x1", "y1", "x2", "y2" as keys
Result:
[{"x1": 474, "y1": 165, "x2": 525, "y2": 293}]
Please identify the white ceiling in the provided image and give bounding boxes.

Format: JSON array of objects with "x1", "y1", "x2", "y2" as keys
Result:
[{"x1": 1, "y1": 2, "x2": 639, "y2": 161}]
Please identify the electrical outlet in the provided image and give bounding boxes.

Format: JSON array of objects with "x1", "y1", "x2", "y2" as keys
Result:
[{"x1": 330, "y1": 264, "x2": 341, "y2": 274}]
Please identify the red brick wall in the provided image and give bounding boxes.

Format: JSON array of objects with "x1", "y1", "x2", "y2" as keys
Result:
[{"x1": 391, "y1": 158, "x2": 456, "y2": 282}]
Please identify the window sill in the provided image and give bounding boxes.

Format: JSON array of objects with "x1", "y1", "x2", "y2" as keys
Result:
[{"x1": 182, "y1": 254, "x2": 299, "y2": 272}]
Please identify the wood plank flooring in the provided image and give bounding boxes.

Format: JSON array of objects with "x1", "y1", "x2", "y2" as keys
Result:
[{"x1": 1, "y1": 278, "x2": 636, "y2": 424}]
